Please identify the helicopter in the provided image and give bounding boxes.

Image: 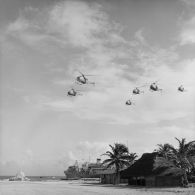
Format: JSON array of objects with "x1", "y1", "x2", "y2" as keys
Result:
[
  {"x1": 125, "y1": 99, "x2": 135, "y2": 106},
  {"x1": 178, "y1": 85, "x2": 186, "y2": 92},
  {"x1": 149, "y1": 81, "x2": 163, "y2": 92},
  {"x1": 67, "y1": 88, "x2": 82, "y2": 96},
  {"x1": 75, "y1": 70, "x2": 95, "y2": 85},
  {"x1": 132, "y1": 86, "x2": 145, "y2": 95}
]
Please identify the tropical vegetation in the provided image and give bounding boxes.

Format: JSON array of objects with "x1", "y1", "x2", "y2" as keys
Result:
[
  {"x1": 102, "y1": 143, "x2": 137, "y2": 184},
  {"x1": 154, "y1": 137, "x2": 195, "y2": 187}
]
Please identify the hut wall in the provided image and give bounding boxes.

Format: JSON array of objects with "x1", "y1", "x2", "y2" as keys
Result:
[
  {"x1": 145, "y1": 176, "x2": 156, "y2": 187},
  {"x1": 101, "y1": 174, "x2": 128, "y2": 184},
  {"x1": 120, "y1": 178, "x2": 128, "y2": 183},
  {"x1": 101, "y1": 174, "x2": 115, "y2": 184},
  {"x1": 145, "y1": 176, "x2": 181, "y2": 187},
  {"x1": 128, "y1": 177, "x2": 146, "y2": 186},
  {"x1": 155, "y1": 176, "x2": 181, "y2": 187}
]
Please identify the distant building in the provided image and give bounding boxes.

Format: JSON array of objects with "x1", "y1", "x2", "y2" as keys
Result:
[
  {"x1": 88, "y1": 158, "x2": 103, "y2": 177},
  {"x1": 95, "y1": 169, "x2": 116, "y2": 184}
]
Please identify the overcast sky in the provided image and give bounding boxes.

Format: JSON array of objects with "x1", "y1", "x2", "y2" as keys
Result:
[{"x1": 0, "y1": 0, "x2": 195, "y2": 176}]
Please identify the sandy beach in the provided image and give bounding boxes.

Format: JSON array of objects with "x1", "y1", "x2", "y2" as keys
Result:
[{"x1": 0, "y1": 181, "x2": 195, "y2": 195}]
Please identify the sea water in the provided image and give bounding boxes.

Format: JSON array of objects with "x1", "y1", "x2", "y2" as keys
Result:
[{"x1": 0, "y1": 175, "x2": 66, "y2": 182}]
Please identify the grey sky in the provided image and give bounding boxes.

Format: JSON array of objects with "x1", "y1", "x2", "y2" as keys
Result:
[{"x1": 0, "y1": 0, "x2": 195, "y2": 176}]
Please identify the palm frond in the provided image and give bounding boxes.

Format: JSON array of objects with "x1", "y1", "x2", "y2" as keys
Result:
[
  {"x1": 160, "y1": 167, "x2": 184, "y2": 176},
  {"x1": 102, "y1": 158, "x2": 113, "y2": 165},
  {"x1": 153, "y1": 157, "x2": 176, "y2": 170},
  {"x1": 101, "y1": 151, "x2": 114, "y2": 158},
  {"x1": 185, "y1": 141, "x2": 195, "y2": 152},
  {"x1": 105, "y1": 161, "x2": 116, "y2": 169},
  {"x1": 109, "y1": 144, "x2": 115, "y2": 153},
  {"x1": 102, "y1": 143, "x2": 136, "y2": 173}
]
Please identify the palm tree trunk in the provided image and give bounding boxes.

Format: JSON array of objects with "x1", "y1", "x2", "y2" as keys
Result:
[
  {"x1": 113, "y1": 166, "x2": 120, "y2": 185},
  {"x1": 182, "y1": 170, "x2": 188, "y2": 187},
  {"x1": 114, "y1": 172, "x2": 120, "y2": 185}
]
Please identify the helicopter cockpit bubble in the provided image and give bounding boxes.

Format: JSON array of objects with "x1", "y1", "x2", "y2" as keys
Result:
[
  {"x1": 126, "y1": 100, "x2": 132, "y2": 105},
  {"x1": 150, "y1": 83, "x2": 158, "y2": 91},
  {"x1": 126, "y1": 99, "x2": 135, "y2": 106},
  {"x1": 178, "y1": 85, "x2": 185, "y2": 92},
  {"x1": 133, "y1": 88, "x2": 139, "y2": 94},
  {"x1": 149, "y1": 81, "x2": 163, "y2": 92},
  {"x1": 67, "y1": 88, "x2": 77, "y2": 96},
  {"x1": 76, "y1": 76, "x2": 87, "y2": 84},
  {"x1": 132, "y1": 87, "x2": 144, "y2": 95}
]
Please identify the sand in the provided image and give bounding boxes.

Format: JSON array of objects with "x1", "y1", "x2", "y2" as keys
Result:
[{"x1": 0, "y1": 180, "x2": 195, "y2": 195}]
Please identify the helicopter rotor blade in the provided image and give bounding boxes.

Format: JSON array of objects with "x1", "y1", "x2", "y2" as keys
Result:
[
  {"x1": 74, "y1": 69, "x2": 97, "y2": 77},
  {"x1": 78, "y1": 71, "x2": 85, "y2": 77},
  {"x1": 83, "y1": 74, "x2": 97, "y2": 76},
  {"x1": 74, "y1": 69, "x2": 85, "y2": 77}
]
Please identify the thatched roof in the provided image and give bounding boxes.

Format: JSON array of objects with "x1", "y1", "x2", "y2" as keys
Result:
[
  {"x1": 121, "y1": 152, "x2": 183, "y2": 179},
  {"x1": 121, "y1": 153, "x2": 157, "y2": 178}
]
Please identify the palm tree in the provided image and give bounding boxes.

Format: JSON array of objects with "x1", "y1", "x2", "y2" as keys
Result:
[
  {"x1": 102, "y1": 143, "x2": 137, "y2": 185},
  {"x1": 154, "y1": 143, "x2": 172, "y2": 159},
  {"x1": 154, "y1": 138, "x2": 195, "y2": 187}
]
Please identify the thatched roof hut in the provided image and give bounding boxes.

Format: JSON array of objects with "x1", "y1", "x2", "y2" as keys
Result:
[{"x1": 121, "y1": 153, "x2": 183, "y2": 187}]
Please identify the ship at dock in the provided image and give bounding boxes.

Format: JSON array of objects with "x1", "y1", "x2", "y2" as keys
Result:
[{"x1": 64, "y1": 158, "x2": 103, "y2": 179}]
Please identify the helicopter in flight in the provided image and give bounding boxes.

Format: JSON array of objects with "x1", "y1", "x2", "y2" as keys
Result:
[
  {"x1": 178, "y1": 85, "x2": 186, "y2": 92},
  {"x1": 67, "y1": 88, "x2": 82, "y2": 96},
  {"x1": 75, "y1": 70, "x2": 95, "y2": 85},
  {"x1": 149, "y1": 81, "x2": 163, "y2": 92},
  {"x1": 132, "y1": 86, "x2": 145, "y2": 95},
  {"x1": 126, "y1": 99, "x2": 135, "y2": 106}
]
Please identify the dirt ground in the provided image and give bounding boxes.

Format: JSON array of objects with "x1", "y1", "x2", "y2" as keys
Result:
[{"x1": 0, "y1": 180, "x2": 195, "y2": 195}]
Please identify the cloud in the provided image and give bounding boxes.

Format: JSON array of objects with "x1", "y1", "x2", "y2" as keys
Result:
[
  {"x1": 178, "y1": 0, "x2": 195, "y2": 45},
  {"x1": 5, "y1": 1, "x2": 124, "y2": 49},
  {"x1": 179, "y1": 16, "x2": 195, "y2": 45},
  {"x1": 7, "y1": 17, "x2": 30, "y2": 32},
  {"x1": 56, "y1": 141, "x2": 109, "y2": 169},
  {"x1": 180, "y1": 0, "x2": 195, "y2": 6},
  {"x1": 2, "y1": 0, "x2": 195, "y2": 128},
  {"x1": 48, "y1": 1, "x2": 108, "y2": 47},
  {"x1": 134, "y1": 29, "x2": 146, "y2": 45},
  {"x1": 75, "y1": 141, "x2": 108, "y2": 160}
]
